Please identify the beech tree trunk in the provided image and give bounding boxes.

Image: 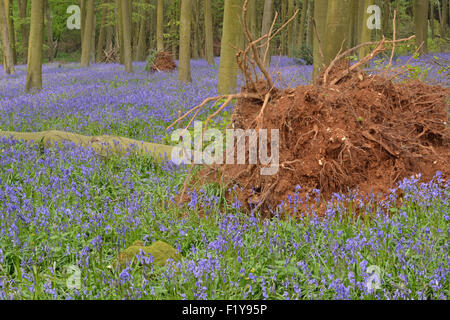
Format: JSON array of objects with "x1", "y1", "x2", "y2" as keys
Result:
[
  {"x1": 260, "y1": 0, "x2": 273, "y2": 68},
  {"x1": 313, "y1": 0, "x2": 327, "y2": 80},
  {"x1": 121, "y1": 0, "x2": 133, "y2": 72},
  {"x1": 0, "y1": 0, "x2": 15, "y2": 74},
  {"x1": 156, "y1": 0, "x2": 164, "y2": 52},
  {"x1": 217, "y1": 0, "x2": 241, "y2": 94},
  {"x1": 18, "y1": 0, "x2": 28, "y2": 63},
  {"x1": 25, "y1": 0, "x2": 44, "y2": 91},
  {"x1": 178, "y1": 0, "x2": 192, "y2": 83},
  {"x1": 204, "y1": 0, "x2": 214, "y2": 64},
  {"x1": 80, "y1": 0, "x2": 94, "y2": 67},
  {"x1": 415, "y1": 0, "x2": 429, "y2": 54}
]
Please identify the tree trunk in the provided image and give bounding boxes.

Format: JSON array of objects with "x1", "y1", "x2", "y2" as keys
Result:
[
  {"x1": 18, "y1": 0, "x2": 28, "y2": 63},
  {"x1": 287, "y1": 0, "x2": 294, "y2": 57},
  {"x1": 359, "y1": 0, "x2": 373, "y2": 58},
  {"x1": 217, "y1": 0, "x2": 241, "y2": 94},
  {"x1": 430, "y1": 0, "x2": 435, "y2": 39},
  {"x1": 136, "y1": 5, "x2": 147, "y2": 61},
  {"x1": 80, "y1": 0, "x2": 86, "y2": 49},
  {"x1": 80, "y1": 0, "x2": 94, "y2": 67},
  {"x1": 44, "y1": 0, "x2": 55, "y2": 62},
  {"x1": 97, "y1": 3, "x2": 108, "y2": 62},
  {"x1": 415, "y1": 0, "x2": 429, "y2": 54},
  {"x1": 306, "y1": 0, "x2": 314, "y2": 48},
  {"x1": 192, "y1": 0, "x2": 199, "y2": 59},
  {"x1": 441, "y1": 0, "x2": 448, "y2": 39},
  {"x1": 25, "y1": 0, "x2": 44, "y2": 91},
  {"x1": 4, "y1": 0, "x2": 16, "y2": 64},
  {"x1": 90, "y1": 13, "x2": 96, "y2": 64},
  {"x1": 247, "y1": 0, "x2": 257, "y2": 38},
  {"x1": 204, "y1": 0, "x2": 214, "y2": 64},
  {"x1": 0, "y1": 0, "x2": 15, "y2": 74},
  {"x1": 298, "y1": 0, "x2": 308, "y2": 47},
  {"x1": 260, "y1": 0, "x2": 273, "y2": 68},
  {"x1": 324, "y1": 0, "x2": 352, "y2": 65},
  {"x1": 157, "y1": 0, "x2": 164, "y2": 51},
  {"x1": 121, "y1": 0, "x2": 133, "y2": 72},
  {"x1": 178, "y1": 0, "x2": 192, "y2": 83},
  {"x1": 117, "y1": 0, "x2": 124, "y2": 64},
  {"x1": 313, "y1": 0, "x2": 327, "y2": 80}
]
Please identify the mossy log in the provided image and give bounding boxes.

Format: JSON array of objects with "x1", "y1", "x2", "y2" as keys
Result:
[
  {"x1": 0, "y1": 130, "x2": 176, "y2": 161},
  {"x1": 114, "y1": 240, "x2": 182, "y2": 270}
]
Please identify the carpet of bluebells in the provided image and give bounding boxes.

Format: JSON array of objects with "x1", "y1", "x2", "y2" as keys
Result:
[{"x1": 0, "y1": 55, "x2": 448, "y2": 300}]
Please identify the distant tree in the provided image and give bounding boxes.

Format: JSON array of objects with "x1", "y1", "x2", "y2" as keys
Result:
[
  {"x1": 4, "y1": 0, "x2": 16, "y2": 65},
  {"x1": 297, "y1": 0, "x2": 308, "y2": 48},
  {"x1": 359, "y1": 0, "x2": 374, "y2": 58},
  {"x1": 80, "y1": 0, "x2": 94, "y2": 67},
  {"x1": 178, "y1": 0, "x2": 192, "y2": 83},
  {"x1": 97, "y1": 2, "x2": 108, "y2": 62},
  {"x1": 217, "y1": 0, "x2": 242, "y2": 94},
  {"x1": 18, "y1": 0, "x2": 29, "y2": 63},
  {"x1": 415, "y1": 0, "x2": 429, "y2": 54},
  {"x1": 0, "y1": 0, "x2": 15, "y2": 74},
  {"x1": 313, "y1": 0, "x2": 327, "y2": 79},
  {"x1": 45, "y1": 0, "x2": 56, "y2": 62},
  {"x1": 260, "y1": 0, "x2": 273, "y2": 68},
  {"x1": 26, "y1": 0, "x2": 44, "y2": 91},
  {"x1": 287, "y1": 0, "x2": 294, "y2": 57},
  {"x1": 135, "y1": 0, "x2": 147, "y2": 61},
  {"x1": 121, "y1": 0, "x2": 133, "y2": 72},
  {"x1": 204, "y1": 0, "x2": 214, "y2": 65},
  {"x1": 157, "y1": 0, "x2": 164, "y2": 52}
]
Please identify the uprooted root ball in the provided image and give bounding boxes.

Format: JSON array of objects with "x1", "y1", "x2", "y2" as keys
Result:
[{"x1": 211, "y1": 67, "x2": 449, "y2": 215}]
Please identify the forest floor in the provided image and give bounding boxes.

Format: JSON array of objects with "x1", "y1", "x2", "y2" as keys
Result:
[{"x1": 0, "y1": 54, "x2": 448, "y2": 299}]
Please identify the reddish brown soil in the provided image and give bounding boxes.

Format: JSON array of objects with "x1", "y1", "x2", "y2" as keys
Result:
[
  {"x1": 150, "y1": 51, "x2": 176, "y2": 72},
  {"x1": 202, "y1": 63, "x2": 449, "y2": 215}
]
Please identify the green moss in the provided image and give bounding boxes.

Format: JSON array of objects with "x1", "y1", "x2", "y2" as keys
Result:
[{"x1": 114, "y1": 240, "x2": 182, "y2": 270}]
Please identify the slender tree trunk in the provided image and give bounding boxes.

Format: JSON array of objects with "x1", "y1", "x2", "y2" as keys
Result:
[
  {"x1": 430, "y1": 0, "x2": 435, "y2": 39},
  {"x1": 441, "y1": 0, "x2": 448, "y2": 38},
  {"x1": 121, "y1": 0, "x2": 133, "y2": 72},
  {"x1": 306, "y1": 0, "x2": 314, "y2": 48},
  {"x1": 383, "y1": 0, "x2": 392, "y2": 37},
  {"x1": 25, "y1": 0, "x2": 44, "y2": 91},
  {"x1": 178, "y1": 0, "x2": 192, "y2": 83},
  {"x1": 156, "y1": 0, "x2": 164, "y2": 51},
  {"x1": 204, "y1": 0, "x2": 214, "y2": 64},
  {"x1": 287, "y1": 0, "x2": 294, "y2": 57},
  {"x1": 192, "y1": 0, "x2": 199, "y2": 59},
  {"x1": 0, "y1": 0, "x2": 14, "y2": 74},
  {"x1": 80, "y1": 0, "x2": 86, "y2": 49},
  {"x1": 260, "y1": 0, "x2": 273, "y2": 69},
  {"x1": 18, "y1": 0, "x2": 28, "y2": 63},
  {"x1": 280, "y1": 0, "x2": 286, "y2": 55},
  {"x1": 90, "y1": 13, "x2": 96, "y2": 63},
  {"x1": 359, "y1": 0, "x2": 373, "y2": 58},
  {"x1": 217, "y1": 0, "x2": 241, "y2": 94},
  {"x1": 313, "y1": 0, "x2": 327, "y2": 80},
  {"x1": 117, "y1": 0, "x2": 124, "y2": 64},
  {"x1": 44, "y1": 0, "x2": 55, "y2": 62},
  {"x1": 136, "y1": 5, "x2": 147, "y2": 61},
  {"x1": 80, "y1": 0, "x2": 94, "y2": 67},
  {"x1": 247, "y1": 0, "x2": 257, "y2": 38},
  {"x1": 4, "y1": 0, "x2": 16, "y2": 64},
  {"x1": 415, "y1": 0, "x2": 429, "y2": 54},
  {"x1": 97, "y1": 3, "x2": 108, "y2": 62},
  {"x1": 298, "y1": 0, "x2": 308, "y2": 47}
]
